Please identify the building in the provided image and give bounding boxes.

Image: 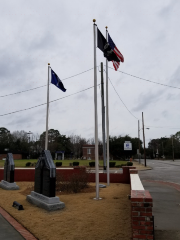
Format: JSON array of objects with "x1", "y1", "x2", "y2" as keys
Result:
[
  {"x1": 82, "y1": 144, "x2": 103, "y2": 160},
  {"x1": 0, "y1": 154, "x2": 22, "y2": 160}
]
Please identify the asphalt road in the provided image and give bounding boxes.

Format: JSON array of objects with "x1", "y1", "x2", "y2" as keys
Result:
[{"x1": 136, "y1": 159, "x2": 180, "y2": 240}]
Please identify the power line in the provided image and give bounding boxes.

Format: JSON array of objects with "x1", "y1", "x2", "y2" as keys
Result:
[
  {"x1": 0, "y1": 67, "x2": 94, "y2": 98},
  {"x1": 108, "y1": 77, "x2": 139, "y2": 120},
  {"x1": 108, "y1": 66, "x2": 180, "y2": 90},
  {"x1": 145, "y1": 125, "x2": 180, "y2": 130},
  {"x1": 0, "y1": 84, "x2": 98, "y2": 117}
]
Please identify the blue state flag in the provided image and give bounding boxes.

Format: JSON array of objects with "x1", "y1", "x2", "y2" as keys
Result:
[{"x1": 51, "y1": 69, "x2": 66, "y2": 92}]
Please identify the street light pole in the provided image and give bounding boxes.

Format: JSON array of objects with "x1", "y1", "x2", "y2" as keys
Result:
[{"x1": 142, "y1": 112, "x2": 146, "y2": 167}]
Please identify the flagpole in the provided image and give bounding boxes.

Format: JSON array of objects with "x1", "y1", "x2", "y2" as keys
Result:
[
  {"x1": 45, "y1": 63, "x2": 50, "y2": 150},
  {"x1": 93, "y1": 19, "x2": 100, "y2": 200},
  {"x1": 106, "y1": 26, "x2": 110, "y2": 186}
]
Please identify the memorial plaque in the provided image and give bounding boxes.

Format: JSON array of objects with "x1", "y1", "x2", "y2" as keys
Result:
[
  {"x1": 4, "y1": 153, "x2": 15, "y2": 183},
  {"x1": 34, "y1": 150, "x2": 56, "y2": 198}
]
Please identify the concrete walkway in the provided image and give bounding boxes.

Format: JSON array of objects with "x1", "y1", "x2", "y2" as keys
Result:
[
  {"x1": 0, "y1": 214, "x2": 25, "y2": 240},
  {"x1": 0, "y1": 207, "x2": 37, "y2": 240},
  {"x1": 142, "y1": 180, "x2": 180, "y2": 240},
  {"x1": 136, "y1": 159, "x2": 180, "y2": 240}
]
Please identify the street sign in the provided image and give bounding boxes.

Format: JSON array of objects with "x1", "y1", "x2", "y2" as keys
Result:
[{"x1": 124, "y1": 141, "x2": 132, "y2": 150}]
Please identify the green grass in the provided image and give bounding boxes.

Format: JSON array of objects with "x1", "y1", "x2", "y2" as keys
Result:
[{"x1": 0, "y1": 159, "x2": 128, "y2": 167}]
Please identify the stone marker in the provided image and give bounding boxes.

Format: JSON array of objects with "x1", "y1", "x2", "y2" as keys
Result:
[
  {"x1": 27, "y1": 150, "x2": 65, "y2": 211},
  {"x1": 0, "y1": 153, "x2": 19, "y2": 190}
]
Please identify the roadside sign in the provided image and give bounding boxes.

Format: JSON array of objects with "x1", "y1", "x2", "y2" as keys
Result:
[{"x1": 124, "y1": 141, "x2": 132, "y2": 150}]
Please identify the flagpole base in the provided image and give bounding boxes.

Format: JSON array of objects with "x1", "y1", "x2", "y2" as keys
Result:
[{"x1": 93, "y1": 197, "x2": 102, "y2": 200}]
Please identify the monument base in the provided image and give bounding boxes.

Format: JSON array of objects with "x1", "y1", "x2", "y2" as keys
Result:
[
  {"x1": 27, "y1": 191, "x2": 65, "y2": 211},
  {"x1": 0, "y1": 180, "x2": 19, "y2": 190}
]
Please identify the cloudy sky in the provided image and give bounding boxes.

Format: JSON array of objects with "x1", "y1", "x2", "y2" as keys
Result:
[{"x1": 0, "y1": 0, "x2": 180, "y2": 145}]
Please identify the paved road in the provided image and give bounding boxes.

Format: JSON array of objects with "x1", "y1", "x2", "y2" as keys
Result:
[
  {"x1": 138, "y1": 159, "x2": 180, "y2": 184},
  {"x1": 136, "y1": 159, "x2": 180, "y2": 240}
]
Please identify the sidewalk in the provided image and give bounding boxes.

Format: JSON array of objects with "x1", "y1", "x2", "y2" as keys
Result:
[
  {"x1": 142, "y1": 180, "x2": 180, "y2": 240},
  {"x1": 0, "y1": 207, "x2": 37, "y2": 240}
]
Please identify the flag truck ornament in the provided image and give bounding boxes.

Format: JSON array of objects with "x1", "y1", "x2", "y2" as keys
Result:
[
  {"x1": 124, "y1": 141, "x2": 132, "y2": 150},
  {"x1": 108, "y1": 33, "x2": 124, "y2": 71}
]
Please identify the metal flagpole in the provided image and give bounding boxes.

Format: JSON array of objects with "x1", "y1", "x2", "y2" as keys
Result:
[
  {"x1": 45, "y1": 63, "x2": 50, "y2": 150},
  {"x1": 93, "y1": 19, "x2": 100, "y2": 199},
  {"x1": 106, "y1": 26, "x2": 110, "y2": 186},
  {"x1": 101, "y1": 62, "x2": 107, "y2": 171}
]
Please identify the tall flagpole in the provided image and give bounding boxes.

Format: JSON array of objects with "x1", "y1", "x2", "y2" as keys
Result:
[
  {"x1": 45, "y1": 63, "x2": 50, "y2": 150},
  {"x1": 93, "y1": 19, "x2": 100, "y2": 200},
  {"x1": 106, "y1": 26, "x2": 110, "y2": 186}
]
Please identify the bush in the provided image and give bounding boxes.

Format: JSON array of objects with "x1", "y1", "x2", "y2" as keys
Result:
[
  {"x1": 56, "y1": 169, "x2": 90, "y2": 193},
  {"x1": 127, "y1": 162, "x2": 133, "y2": 166},
  {"x1": 109, "y1": 162, "x2": 116, "y2": 168},
  {"x1": 115, "y1": 164, "x2": 127, "y2": 168},
  {"x1": 73, "y1": 162, "x2": 79, "y2": 166},
  {"x1": 56, "y1": 162, "x2": 62, "y2": 167},
  {"x1": 89, "y1": 162, "x2": 95, "y2": 167},
  {"x1": 26, "y1": 162, "x2": 31, "y2": 167}
]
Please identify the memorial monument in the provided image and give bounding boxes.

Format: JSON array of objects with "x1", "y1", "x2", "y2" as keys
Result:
[
  {"x1": 27, "y1": 150, "x2": 65, "y2": 211},
  {"x1": 0, "y1": 153, "x2": 19, "y2": 190}
]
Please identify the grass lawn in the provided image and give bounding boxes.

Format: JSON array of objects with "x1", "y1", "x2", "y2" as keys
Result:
[{"x1": 0, "y1": 159, "x2": 128, "y2": 167}]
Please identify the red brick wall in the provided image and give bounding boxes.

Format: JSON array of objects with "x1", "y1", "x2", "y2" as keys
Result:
[
  {"x1": 0, "y1": 154, "x2": 22, "y2": 160},
  {"x1": 130, "y1": 175, "x2": 154, "y2": 240},
  {"x1": 0, "y1": 166, "x2": 135, "y2": 183}
]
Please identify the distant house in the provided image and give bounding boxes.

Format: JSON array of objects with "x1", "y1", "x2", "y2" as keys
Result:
[{"x1": 82, "y1": 145, "x2": 103, "y2": 160}]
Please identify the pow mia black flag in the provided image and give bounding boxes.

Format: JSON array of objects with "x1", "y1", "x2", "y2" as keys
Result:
[{"x1": 97, "y1": 28, "x2": 120, "y2": 62}]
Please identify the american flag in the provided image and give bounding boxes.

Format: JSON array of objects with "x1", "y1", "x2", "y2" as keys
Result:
[{"x1": 108, "y1": 33, "x2": 124, "y2": 71}]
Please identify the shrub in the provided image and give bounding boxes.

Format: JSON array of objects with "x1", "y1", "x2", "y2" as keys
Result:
[
  {"x1": 109, "y1": 162, "x2": 116, "y2": 168},
  {"x1": 89, "y1": 162, "x2": 95, "y2": 167},
  {"x1": 56, "y1": 162, "x2": 62, "y2": 167},
  {"x1": 26, "y1": 162, "x2": 31, "y2": 167},
  {"x1": 73, "y1": 162, "x2": 79, "y2": 166},
  {"x1": 56, "y1": 169, "x2": 90, "y2": 193},
  {"x1": 127, "y1": 162, "x2": 133, "y2": 166}
]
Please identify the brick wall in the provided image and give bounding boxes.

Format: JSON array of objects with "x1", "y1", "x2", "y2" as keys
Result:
[
  {"x1": 130, "y1": 172, "x2": 154, "y2": 240},
  {"x1": 0, "y1": 154, "x2": 22, "y2": 160},
  {"x1": 0, "y1": 166, "x2": 135, "y2": 183}
]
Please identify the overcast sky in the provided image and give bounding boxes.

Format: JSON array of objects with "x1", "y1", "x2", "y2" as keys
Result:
[{"x1": 0, "y1": 0, "x2": 180, "y2": 146}]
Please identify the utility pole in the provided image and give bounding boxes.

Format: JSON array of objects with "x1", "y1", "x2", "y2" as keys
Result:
[
  {"x1": 101, "y1": 62, "x2": 106, "y2": 170},
  {"x1": 172, "y1": 136, "x2": 174, "y2": 161},
  {"x1": 162, "y1": 142, "x2": 164, "y2": 159},
  {"x1": 142, "y1": 112, "x2": 146, "y2": 167},
  {"x1": 138, "y1": 120, "x2": 141, "y2": 164}
]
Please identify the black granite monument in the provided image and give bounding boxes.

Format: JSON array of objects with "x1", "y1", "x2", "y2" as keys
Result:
[
  {"x1": 27, "y1": 150, "x2": 65, "y2": 211},
  {"x1": 4, "y1": 153, "x2": 14, "y2": 183},
  {"x1": 0, "y1": 153, "x2": 19, "y2": 190},
  {"x1": 34, "y1": 150, "x2": 56, "y2": 197}
]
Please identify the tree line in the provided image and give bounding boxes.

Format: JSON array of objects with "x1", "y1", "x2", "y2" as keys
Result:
[{"x1": 0, "y1": 127, "x2": 179, "y2": 159}]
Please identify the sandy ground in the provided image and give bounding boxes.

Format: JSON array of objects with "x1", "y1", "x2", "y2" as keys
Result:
[{"x1": 0, "y1": 182, "x2": 132, "y2": 240}]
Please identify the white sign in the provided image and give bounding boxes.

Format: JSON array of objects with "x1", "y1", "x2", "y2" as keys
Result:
[{"x1": 124, "y1": 141, "x2": 132, "y2": 150}]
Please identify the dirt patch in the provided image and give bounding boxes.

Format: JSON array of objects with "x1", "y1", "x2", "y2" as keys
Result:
[{"x1": 0, "y1": 182, "x2": 132, "y2": 240}]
